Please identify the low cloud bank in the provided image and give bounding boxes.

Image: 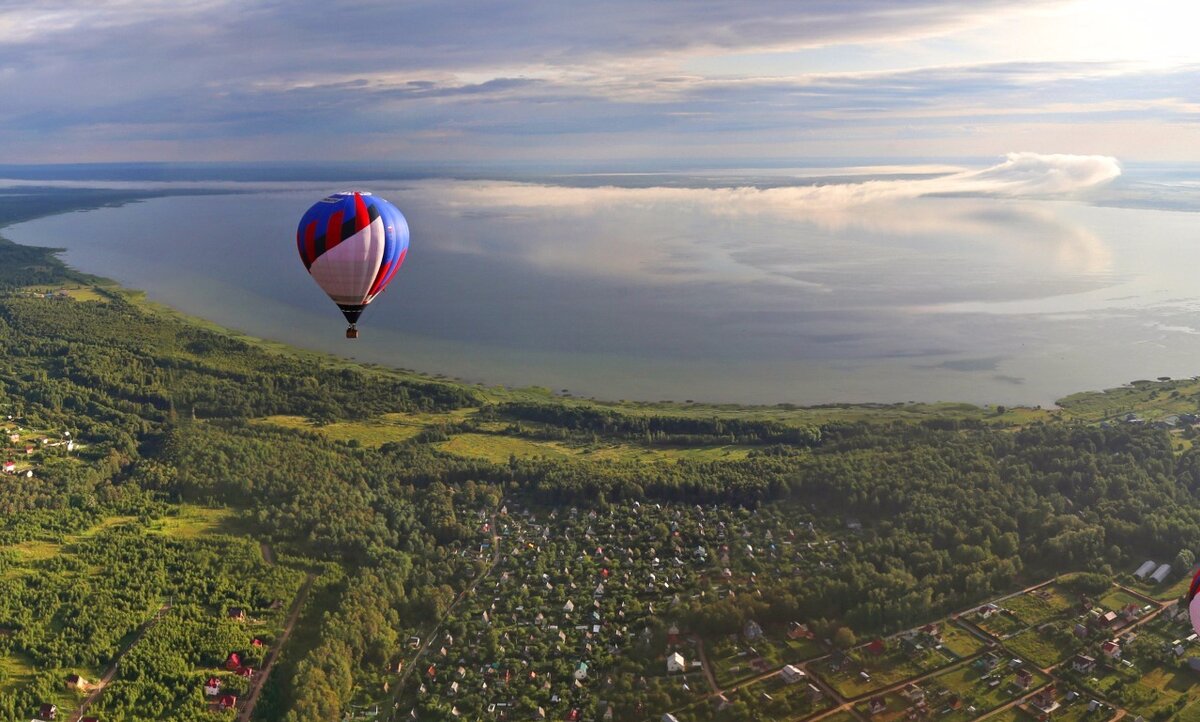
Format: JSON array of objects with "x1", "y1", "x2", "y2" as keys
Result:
[{"x1": 430, "y1": 152, "x2": 1122, "y2": 217}]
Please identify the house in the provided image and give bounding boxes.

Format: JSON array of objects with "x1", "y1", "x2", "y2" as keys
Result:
[
  {"x1": 563, "y1": 600, "x2": 575, "y2": 613},
  {"x1": 1073, "y1": 654, "x2": 1097, "y2": 673},
  {"x1": 1188, "y1": 657, "x2": 1200, "y2": 673},
  {"x1": 662, "y1": 715, "x2": 680, "y2": 722},
  {"x1": 218, "y1": 694, "x2": 238, "y2": 710},
  {"x1": 1100, "y1": 611, "x2": 1119, "y2": 627},
  {"x1": 228, "y1": 607, "x2": 247, "y2": 621},
  {"x1": 574, "y1": 662, "x2": 588, "y2": 681},
  {"x1": 919, "y1": 623, "x2": 941, "y2": 640},
  {"x1": 976, "y1": 652, "x2": 1000, "y2": 671},
  {"x1": 667, "y1": 652, "x2": 686, "y2": 673},
  {"x1": 1121, "y1": 603, "x2": 1141, "y2": 621},
  {"x1": 868, "y1": 697, "x2": 886, "y2": 715},
  {"x1": 780, "y1": 665, "x2": 805, "y2": 683},
  {"x1": 1014, "y1": 668, "x2": 1033, "y2": 689},
  {"x1": 978, "y1": 603, "x2": 1000, "y2": 619},
  {"x1": 204, "y1": 677, "x2": 222, "y2": 696},
  {"x1": 237, "y1": 665, "x2": 254, "y2": 678},
  {"x1": 787, "y1": 621, "x2": 813, "y2": 640},
  {"x1": 64, "y1": 673, "x2": 87, "y2": 690},
  {"x1": 2, "y1": 460, "x2": 14, "y2": 474},
  {"x1": 743, "y1": 620, "x2": 763, "y2": 640},
  {"x1": 1151, "y1": 563, "x2": 1172, "y2": 584},
  {"x1": 1134, "y1": 560, "x2": 1157, "y2": 579},
  {"x1": 866, "y1": 638, "x2": 886, "y2": 655},
  {"x1": 1074, "y1": 623, "x2": 1089, "y2": 639},
  {"x1": 224, "y1": 652, "x2": 242, "y2": 671},
  {"x1": 1101, "y1": 641, "x2": 1122, "y2": 659},
  {"x1": 36, "y1": 703, "x2": 56, "y2": 721},
  {"x1": 902, "y1": 683, "x2": 925, "y2": 702},
  {"x1": 1031, "y1": 685, "x2": 1059, "y2": 713}
]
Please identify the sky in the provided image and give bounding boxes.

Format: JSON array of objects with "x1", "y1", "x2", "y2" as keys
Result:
[{"x1": 1, "y1": 0, "x2": 1199, "y2": 164}]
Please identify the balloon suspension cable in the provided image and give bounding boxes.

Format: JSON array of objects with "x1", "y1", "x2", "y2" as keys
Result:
[{"x1": 346, "y1": 324, "x2": 360, "y2": 340}]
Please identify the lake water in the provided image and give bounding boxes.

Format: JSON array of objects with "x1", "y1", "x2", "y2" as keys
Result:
[{"x1": 5, "y1": 169, "x2": 1200, "y2": 406}]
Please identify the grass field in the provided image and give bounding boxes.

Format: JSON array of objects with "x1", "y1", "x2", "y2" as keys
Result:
[
  {"x1": 253, "y1": 410, "x2": 471, "y2": 447},
  {"x1": 148, "y1": 504, "x2": 237, "y2": 538},
  {"x1": 1004, "y1": 585, "x2": 1074, "y2": 626},
  {"x1": 1127, "y1": 572, "x2": 1191, "y2": 601},
  {"x1": 929, "y1": 664, "x2": 1048, "y2": 716},
  {"x1": 976, "y1": 611, "x2": 1025, "y2": 638},
  {"x1": 1097, "y1": 588, "x2": 1145, "y2": 612},
  {"x1": 1005, "y1": 625, "x2": 1082, "y2": 668},
  {"x1": 942, "y1": 623, "x2": 987, "y2": 658},
  {"x1": 10, "y1": 539, "x2": 62, "y2": 561},
  {"x1": 436, "y1": 431, "x2": 759, "y2": 465},
  {"x1": 19, "y1": 284, "x2": 109, "y2": 303}
]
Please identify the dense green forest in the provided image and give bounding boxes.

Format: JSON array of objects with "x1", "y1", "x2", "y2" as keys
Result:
[{"x1": 3, "y1": 205, "x2": 1200, "y2": 721}]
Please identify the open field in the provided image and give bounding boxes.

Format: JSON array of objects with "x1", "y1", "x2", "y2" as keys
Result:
[
  {"x1": 252, "y1": 410, "x2": 472, "y2": 447},
  {"x1": 1004, "y1": 585, "x2": 1074, "y2": 626},
  {"x1": 147, "y1": 504, "x2": 237, "y2": 538},
  {"x1": 1005, "y1": 625, "x2": 1081, "y2": 668},
  {"x1": 20, "y1": 284, "x2": 109, "y2": 302}
]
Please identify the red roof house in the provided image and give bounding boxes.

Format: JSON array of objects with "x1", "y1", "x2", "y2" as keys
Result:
[
  {"x1": 224, "y1": 652, "x2": 241, "y2": 671},
  {"x1": 866, "y1": 639, "x2": 886, "y2": 655}
]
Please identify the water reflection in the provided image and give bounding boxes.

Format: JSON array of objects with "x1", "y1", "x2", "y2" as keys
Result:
[{"x1": 5, "y1": 174, "x2": 1200, "y2": 406}]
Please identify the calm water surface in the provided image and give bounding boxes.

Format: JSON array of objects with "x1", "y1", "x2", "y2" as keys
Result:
[{"x1": 6, "y1": 178, "x2": 1200, "y2": 406}]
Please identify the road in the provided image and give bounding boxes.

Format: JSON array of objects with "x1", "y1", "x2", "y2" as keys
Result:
[
  {"x1": 684, "y1": 579, "x2": 1172, "y2": 722},
  {"x1": 70, "y1": 603, "x2": 172, "y2": 722},
  {"x1": 238, "y1": 573, "x2": 317, "y2": 722},
  {"x1": 386, "y1": 509, "x2": 502, "y2": 722}
]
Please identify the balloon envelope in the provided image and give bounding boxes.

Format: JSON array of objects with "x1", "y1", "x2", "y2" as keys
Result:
[
  {"x1": 296, "y1": 191, "x2": 409, "y2": 328},
  {"x1": 1191, "y1": 570, "x2": 1200, "y2": 637}
]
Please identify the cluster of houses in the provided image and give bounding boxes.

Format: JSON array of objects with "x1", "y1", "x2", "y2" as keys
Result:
[
  {"x1": 399, "y1": 501, "x2": 831, "y2": 721},
  {"x1": 2, "y1": 424, "x2": 75, "y2": 478}
]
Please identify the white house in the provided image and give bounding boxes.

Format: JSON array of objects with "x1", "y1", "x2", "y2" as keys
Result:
[
  {"x1": 667, "y1": 652, "x2": 686, "y2": 673},
  {"x1": 563, "y1": 600, "x2": 575, "y2": 613},
  {"x1": 573, "y1": 662, "x2": 588, "y2": 681},
  {"x1": 780, "y1": 665, "x2": 805, "y2": 684}
]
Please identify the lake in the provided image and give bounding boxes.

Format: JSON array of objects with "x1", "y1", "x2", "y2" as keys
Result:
[{"x1": 5, "y1": 168, "x2": 1200, "y2": 406}]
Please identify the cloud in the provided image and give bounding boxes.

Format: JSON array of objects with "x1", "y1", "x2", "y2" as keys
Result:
[
  {"x1": 424, "y1": 152, "x2": 1121, "y2": 215},
  {"x1": 0, "y1": 2, "x2": 1197, "y2": 161},
  {"x1": 400, "y1": 154, "x2": 1115, "y2": 289}
]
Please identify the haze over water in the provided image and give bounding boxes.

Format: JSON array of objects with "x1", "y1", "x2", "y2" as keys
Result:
[{"x1": 6, "y1": 158, "x2": 1200, "y2": 406}]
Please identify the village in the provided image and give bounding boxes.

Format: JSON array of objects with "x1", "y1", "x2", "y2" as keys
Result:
[
  {"x1": 1, "y1": 416, "x2": 75, "y2": 480},
  {"x1": 381, "y1": 500, "x2": 1200, "y2": 722}
]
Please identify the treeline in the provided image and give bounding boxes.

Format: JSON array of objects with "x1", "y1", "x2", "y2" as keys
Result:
[{"x1": 489, "y1": 401, "x2": 822, "y2": 446}]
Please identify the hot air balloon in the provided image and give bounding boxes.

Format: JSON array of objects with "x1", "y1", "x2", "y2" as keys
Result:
[
  {"x1": 296, "y1": 191, "x2": 409, "y2": 338},
  {"x1": 1189, "y1": 568, "x2": 1200, "y2": 637}
]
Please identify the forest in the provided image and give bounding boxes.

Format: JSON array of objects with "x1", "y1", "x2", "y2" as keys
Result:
[{"x1": 3, "y1": 223, "x2": 1200, "y2": 721}]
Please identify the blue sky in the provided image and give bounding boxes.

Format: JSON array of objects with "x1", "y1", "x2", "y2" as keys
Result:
[{"x1": 2, "y1": 0, "x2": 1199, "y2": 163}]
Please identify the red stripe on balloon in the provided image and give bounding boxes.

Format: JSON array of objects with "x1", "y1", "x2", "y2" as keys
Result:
[
  {"x1": 324, "y1": 210, "x2": 344, "y2": 255},
  {"x1": 354, "y1": 193, "x2": 369, "y2": 233},
  {"x1": 367, "y1": 248, "x2": 406, "y2": 298}
]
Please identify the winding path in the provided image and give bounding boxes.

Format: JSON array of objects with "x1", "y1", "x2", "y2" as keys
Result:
[
  {"x1": 237, "y1": 573, "x2": 316, "y2": 722},
  {"x1": 70, "y1": 603, "x2": 171, "y2": 722}
]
